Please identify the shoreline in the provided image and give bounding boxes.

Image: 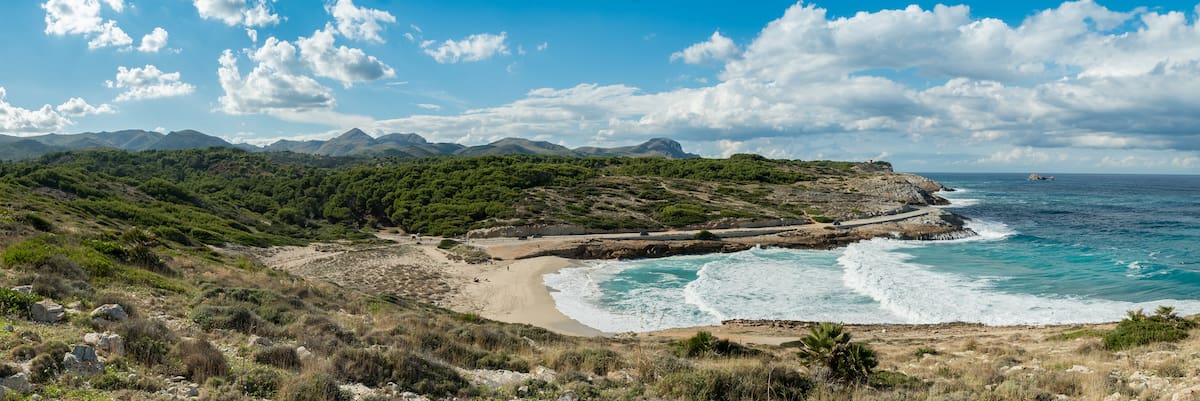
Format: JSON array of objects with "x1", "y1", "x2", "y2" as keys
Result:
[{"x1": 455, "y1": 256, "x2": 606, "y2": 337}]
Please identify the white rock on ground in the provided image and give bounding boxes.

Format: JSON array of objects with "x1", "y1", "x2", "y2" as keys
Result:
[
  {"x1": 90, "y1": 304, "x2": 128, "y2": 325},
  {"x1": 1, "y1": 372, "x2": 32, "y2": 393},
  {"x1": 83, "y1": 332, "x2": 125, "y2": 356},
  {"x1": 11, "y1": 285, "x2": 32, "y2": 294}
]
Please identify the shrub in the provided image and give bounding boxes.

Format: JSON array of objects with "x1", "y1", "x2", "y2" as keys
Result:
[
  {"x1": 21, "y1": 213, "x2": 54, "y2": 232},
  {"x1": 191, "y1": 304, "x2": 270, "y2": 334},
  {"x1": 332, "y1": 348, "x2": 394, "y2": 387},
  {"x1": 1103, "y1": 306, "x2": 1197, "y2": 350},
  {"x1": 797, "y1": 322, "x2": 878, "y2": 383},
  {"x1": 693, "y1": 230, "x2": 720, "y2": 241},
  {"x1": 656, "y1": 365, "x2": 811, "y2": 401},
  {"x1": 276, "y1": 372, "x2": 351, "y2": 401},
  {"x1": 29, "y1": 273, "x2": 92, "y2": 301},
  {"x1": 189, "y1": 228, "x2": 223, "y2": 246},
  {"x1": 30, "y1": 353, "x2": 63, "y2": 383},
  {"x1": 239, "y1": 367, "x2": 282, "y2": 398},
  {"x1": 174, "y1": 338, "x2": 229, "y2": 384},
  {"x1": 0, "y1": 287, "x2": 40, "y2": 317},
  {"x1": 660, "y1": 204, "x2": 708, "y2": 227},
  {"x1": 437, "y1": 239, "x2": 460, "y2": 250},
  {"x1": 0, "y1": 363, "x2": 19, "y2": 378},
  {"x1": 116, "y1": 319, "x2": 177, "y2": 367},
  {"x1": 152, "y1": 226, "x2": 192, "y2": 245},
  {"x1": 391, "y1": 352, "x2": 470, "y2": 396},
  {"x1": 670, "y1": 331, "x2": 757, "y2": 358},
  {"x1": 553, "y1": 348, "x2": 621, "y2": 376},
  {"x1": 254, "y1": 345, "x2": 301, "y2": 370},
  {"x1": 94, "y1": 292, "x2": 138, "y2": 319}
]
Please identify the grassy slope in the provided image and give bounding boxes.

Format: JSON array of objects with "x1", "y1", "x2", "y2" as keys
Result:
[{"x1": 0, "y1": 149, "x2": 1196, "y2": 401}]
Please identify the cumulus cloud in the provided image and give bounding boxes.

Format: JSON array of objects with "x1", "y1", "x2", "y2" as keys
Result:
[
  {"x1": 671, "y1": 31, "x2": 738, "y2": 64},
  {"x1": 138, "y1": 27, "x2": 168, "y2": 53},
  {"x1": 42, "y1": 0, "x2": 131, "y2": 49},
  {"x1": 296, "y1": 27, "x2": 395, "y2": 86},
  {"x1": 217, "y1": 48, "x2": 334, "y2": 115},
  {"x1": 56, "y1": 97, "x2": 116, "y2": 117},
  {"x1": 0, "y1": 87, "x2": 72, "y2": 134},
  {"x1": 106, "y1": 65, "x2": 196, "y2": 101},
  {"x1": 372, "y1": 0, "x2": 1200, "y2": 168},
  {"x1": 326, "y1": 0, "x2": 396, "y2": 42},
  {"x1": 193, "y1": 0, "x2": 279, "y2": 28},
  {"x1": 421, "y1": 32, "x2": 510, "y2": 63}
]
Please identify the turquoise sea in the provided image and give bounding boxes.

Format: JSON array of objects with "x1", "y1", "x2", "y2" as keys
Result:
[{"x1": 544, "y1": 173, "x2": 1200, "y2": 332}]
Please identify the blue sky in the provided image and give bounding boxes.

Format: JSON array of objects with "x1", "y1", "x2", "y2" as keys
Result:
[{"x1": 2, "y1": 0, "x2": 1200, "y2": 173}]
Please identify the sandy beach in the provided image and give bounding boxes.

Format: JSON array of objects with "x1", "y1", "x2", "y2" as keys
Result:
[{"x1": 455, "y1": 256, "x2": 605, "y2": 337}]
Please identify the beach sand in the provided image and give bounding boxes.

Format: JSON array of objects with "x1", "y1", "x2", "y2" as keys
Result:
[{"x1": 453, "y1": 255, "x2": 605, "y2": 337}]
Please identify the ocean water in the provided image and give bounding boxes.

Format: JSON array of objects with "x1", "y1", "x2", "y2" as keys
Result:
[{"x1": 544, "y1": 173, "x2": 1200, "y2": 333}]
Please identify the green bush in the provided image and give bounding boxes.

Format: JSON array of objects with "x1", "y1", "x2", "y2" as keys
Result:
[
  {"x1": 671, "y1": 331, "x2": 757, "y2": 358},
  {"x1": 240, "y1": 367, "x2": 282, "y2": 398},
  {"x1": 116, "y1": 319, "x2": 177, "y2": 367},
  {"x1": 437, "y1": 239, "x2": 460, "y2": 249},
  {"x1": 797, "y1": 322, "x2": 878, "y2": 383},
  {"x1": 1104, "y1": 306, "x2": 1197, "y2": 350},
  {"x1": 191, "y1": 304, "x2": 271, "y2": 334},
  {"x1": 0, "y1": 287, "x2": 40, "y2": 317},
  {"x1": 660, "y1": 204, "x2": 709, "y2": 227},
  {"x1": 693, "y1": 230, "x2": 720, "y2": 241},
  {"x1": 21, "y1": 213, "x2": 54, "y2": 232},
  {"x1": 30, "y1": 353, "x2": 63, "y2": 383}
]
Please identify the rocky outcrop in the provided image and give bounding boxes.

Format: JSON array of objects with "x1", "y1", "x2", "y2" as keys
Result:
[
  {"x1": 31, "y1": 300, "x2": 64, "y2": 323},
  {"x1": 0, "y1": 372, "x2": 31, "y2": 393},
  {"x1": 90, "y1": 304, "x2": 128, "y2": 325},
  {"x1": 63, "y1": 345, "x2": 104, "y2": 376},
  {"x1": 83, "y1": 332, "x2": 124, "y2": 356},
  {"x1": 10, "y1": 285, "x2": 32, "y2": 294},
  {"x1": 1028, "y1": 173, "x2": 1055, "y2": 181}
]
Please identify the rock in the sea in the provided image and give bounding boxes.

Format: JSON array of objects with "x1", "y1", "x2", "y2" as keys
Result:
[
  {"x1": 1027, "y1": 173, "x2": 1055, "y2": 181},
  {"x1": 31, "y1": 300, "x2": 64, "y2": 323},
  {"x1": 0, "y1": 372, "x2": 32, "y2": 393},
  {"x1": 11, "y1": 285, "x2": 33, "y2": 294},
  {"x1": 83, "y1": 332, "x2": 124, "y2": 356},
  {"x1": 90, "y1": 304, "x2": 128, "y2": 323},
  {"x1": 62, "y1": 345, "x2": 104, "y2": 376}
]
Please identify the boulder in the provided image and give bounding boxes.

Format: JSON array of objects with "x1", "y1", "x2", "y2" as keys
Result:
[
  {"x1": 246, "y1": 335, "x2": 273, "y2": 347},
  {"x1": 31, "y1": 300, "x2": 64, "y2": 323},
  {"x1": 0, "y1": 372, "x2": 32, "y2": 393},
  {"x1": 83, "y1": 332, "x2": 124, "y2": 356},
  {"x1": 90, "y1": 304, "x2": 128, "y2": 323},
  {"x1": 10, "y1": 285, "x2": 32, "y2": 294},
  {"x1": 295, "y1": 346, "x2": 313, "y2": 361},
  {"x1": 558, "y1": 390, "x2": 580, "y2": 401},
  {"x1": 62, "y1": 345, "x2": 104, "y2": 376}
]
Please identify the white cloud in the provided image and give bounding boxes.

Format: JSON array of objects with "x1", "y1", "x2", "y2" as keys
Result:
[
  {"x1": 537, "y1": 42, "x2": 548, "y2": 52},
  {"x1": 217, "y1": 48, "x2": 334, "y2": 115},
  {"x1": 107, "y1": 65, "x2": 195, "y2": 102},
  {"x1": 245, "y1": 28, "x2": 257, "y2": 42},
  {"x1": 86, "y1": 20, "x2": 131, "y2": 49},
  {"x1": 138, "y1": 27, "x2": 168, "y2": 53},
  {"x1": 371, "y1": 1, "x2": 1200, "y2": 166},
  {"x1": 193, "y1": 0, "x2": 278, "y2": 28},
  {"x1": 42, "y1": 0, "x2": 130, "y2": 49},
  {"x1": 416, "y1": 103, "x2": 441, "y2": 110},
  {"x1": 671, "y1": 31, "x2": 738, "y2": 64},
  {"x1": 56, "y1": 97, "x2": 115, "y2": 117},
  {"x1": 326, "y1": 0, "x2": 396, "y2": 43},
  {"x1": 296, "y1": 27, "x2": 395, "y2": 87},
  {"x1": 421, "y1": 32, "x2": 510, "y2": 63},
  {"x1": 0, "y1": 87, "x2": 71, "y2": 134}
]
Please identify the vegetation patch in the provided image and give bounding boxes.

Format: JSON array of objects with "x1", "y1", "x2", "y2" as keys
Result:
[{"x1": 1103, "y1": 306, "x2": 1197, "y2": 350}]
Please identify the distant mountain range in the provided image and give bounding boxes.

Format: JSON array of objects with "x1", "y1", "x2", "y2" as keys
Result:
[{"x1": 0, "y1": 128, "x2": 699, "y2": 160}]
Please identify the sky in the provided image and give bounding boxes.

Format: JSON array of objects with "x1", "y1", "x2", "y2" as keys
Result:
[{"x1": 2, "y1": 0, "x2": 1200, "y2": 173}]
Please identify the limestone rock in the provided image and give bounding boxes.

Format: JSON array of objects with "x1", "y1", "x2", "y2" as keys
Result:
[
  {"x1": 246, "y1": 335, "x2": 272, "y2": 347},
  {"x1": 62, "y1": 345, "x2": 104, "y2": 376},
  {"x1": 338, "y1": 383, "x2": 373, "y2": 400},
  {"x1": 1103, "y1": 392, "x2": 1122, "y2": 401},
  {"x1": 83, "y1": 332, "x2": 124, "y2": 356},
  {"x1": 90, "y1": 304, "x2": 128, "y2": 323},
  {"x1": 0, "y1": 372, "x2": 32, "y2": 393},
  {"x1": 295, "y1": 346, "x2": 313, "y2": 360},
  {"x1": 1066, "y1": 365, "x2": 1093, "y2": 374},
  {"x1": 399, "y1": 392, "x2": 430, "y2": 401},
  {"x1": 558, "y1": 390, "x2": 580, "y2": 401},
  {"x1": 31, "y1": 300, "x2": 64, "y2": 323},
  {"x1": 11, "y1": 285, "x2": 33, "y2": 294}
]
